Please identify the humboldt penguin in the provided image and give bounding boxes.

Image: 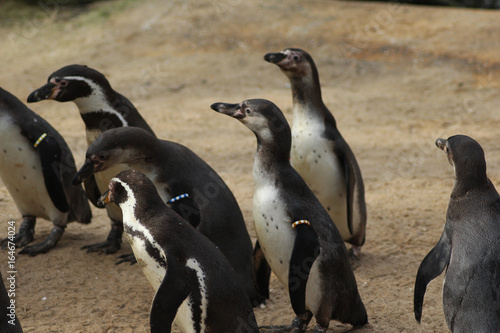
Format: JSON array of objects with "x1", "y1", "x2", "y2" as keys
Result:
[
  {"x1": 72, "y1": 126, "x2": 264, "y2": 304},
  {"x1": 414, "y1": 135, "x2": 500, "y2": 331},
  {"x1": 211, "y1": 99, "x2": 367, "y2": 332},
  {"x1": 99, "y1": 170, "x2": 259, "y2": 333},
  {"x1": 27, "y1": 64, "x2": 155, "y2": 254},
  {"x1": 0, "y1": 87, "x2": 91, "y2": 255},
  {"x1": 264, "y1": 48, "x2": 367, "y2": 257}
]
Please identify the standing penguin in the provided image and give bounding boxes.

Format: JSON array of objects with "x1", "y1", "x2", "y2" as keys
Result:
[
  {"x1": 27, "y1": 65, "x2": 155, "y2": 255},
  {"x1": 0, "y1": 87, "x2": 91, "y2": 255},
  {"x1": 211, "y1": 99, "x2": 367, "y2": 332},
  {"x1": 414, "y1": 135, "x2": 500, "y2": 331},
  {"x1": 72, "y1": 126, "x2": 264, "y2": 305},
  {"x1": 99, "y1": 170, "x2": 259, "y2": 333},
  {"x1": 264, "y1": 48, "x2": 367, "y2": 257}
]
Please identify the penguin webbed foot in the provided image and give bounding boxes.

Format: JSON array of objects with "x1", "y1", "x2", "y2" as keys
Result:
[
  {"x1": 259, "y1": 316, "x2": 309, "y2": 332},
  {"x1": 1, "y1": 217, "x2": 36, "y2": 249},
  {"x1": 115, "y1": 253, "x2": 137, "y2": 265},
  {"x1": 81, "y1": 223, "x2": 122, "y2": 254},
  {"x1": 19, "y1": 226, "x2": 64, "y2": 256},
  {"x1": 349, "y1": 245, "x2": 362, "y2": 259}
]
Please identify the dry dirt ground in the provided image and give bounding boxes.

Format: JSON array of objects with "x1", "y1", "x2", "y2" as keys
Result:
[{"x1": 1, "y1": 0, "x2": 500, "y2": 332}]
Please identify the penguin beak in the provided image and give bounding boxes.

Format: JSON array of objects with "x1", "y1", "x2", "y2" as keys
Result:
[
  {"x1": 97, "y1": 190, "x2": 111, "y2": 208},
  {"x1": 264, "y1": 52, "x2": 287, "y2": 64},
  {"x1": 72, "y1": 159, "x2": 95, "y2": 186},
  {"x1": 210, "y1": 103, "x2": 245, "y2": 120},
  {"x1": 27, "y1": 82, "x2": 58, "y2": 103},
  {"x1": 436, "y1": 138, "x2": 448, "y2": 151}
]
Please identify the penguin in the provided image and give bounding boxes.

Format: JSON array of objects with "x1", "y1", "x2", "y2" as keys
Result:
[
  {"x1": 72, "y1": 126, "x2": 264, "y2": 305},
  {"x1": 0, "y1": 87, "x2": 91, "y2": 255},
  {"x1": 0, "y1": 272, "x2": 23, "y2": 332},
  {"x1": 27, "y1": 64, "x2": 155, "y2": 255},
  {"x1": 98, "y1": 170, "x2": 259, "y2": 333},
  {"x1": 264, "y1": 48, "x2": 367, "y2": 257},
  {"x1": 211, "y1": 99, "x2": 367, "y2": 332},
  {"x1": 414, "y1": 135, "x2": 500, "y2": 332}
]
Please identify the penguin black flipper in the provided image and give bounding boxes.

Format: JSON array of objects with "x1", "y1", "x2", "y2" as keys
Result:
[
  {"x1": 414, "y1": 230, "x2": 452, "y2": 322},
  {"x1": 330, "y1": 137, "x2": 356, "y2": 236},
  {"x1": 252, "y1": 240, "x2": 271, "y2": 301},
  {"x1": 150, "y1": 252, "x2": 191, "y2": 333},
  {"x1": 288, "y1": 223, "x2": 320, "y2": 316},
  {"x1": 20, "y1": 129, "x2": 69, "y2": 213}
]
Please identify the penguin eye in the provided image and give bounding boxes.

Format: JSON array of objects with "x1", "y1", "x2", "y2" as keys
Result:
[
  {"x1": 245, "y1": 108, "x2": 251, "y2": 115},
  {"x1": 293, "y1": 55, "x2": 300, "y2": 61},
  {"x1": 60, "y1": 80, "x2": 68, "y2": 87},
  {"x1": 98, "y1": 153, "x2": 108, "y2": 160}
]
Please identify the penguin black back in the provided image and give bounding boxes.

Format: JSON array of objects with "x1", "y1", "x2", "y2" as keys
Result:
[{"x1": 414, "y1": 135, "x2": 500, "y2": 331}]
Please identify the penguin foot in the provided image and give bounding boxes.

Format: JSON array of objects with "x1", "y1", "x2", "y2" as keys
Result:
[
  {"x1": 81, "y1": 224, "x2": 122, "y2": 254},
  {"x1": 349, "y1": 245, "x2": 362, "y2": 259},
  {"x1": 115, "y1": 253, "x2": 137, "y2": 265},
  {"x1": 260, "y1": 317, "x2": 308, "y2": 332},
  {"x1": 81, "y1": 239, "x2": 121, "y2": 254},
  {"x1": 1, "y1": 216, "x2": 36, "y2": 249},
  {"x1": 19, "y1": 226, "x2": 64, "y2": 256}
]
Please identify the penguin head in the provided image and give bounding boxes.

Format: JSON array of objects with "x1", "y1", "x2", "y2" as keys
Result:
[
  {"x1": 211, "y1": 99, "x2": 291, "y2": 161},
  {"x1": 264, "y1": 48, "x2": 316, "y2": 81},
  {"x1": 436, "y1": 135, "x2": 488, "y2": 188},
  {"x1": 27, "y1": 64, "x2": 113, "y2": 103},
  {"x1": 211, "y1": 99, "x2": 290, "y2": 142},
  {"x1": 98, "y1": 170, "x2": 160, "y2": 209}
]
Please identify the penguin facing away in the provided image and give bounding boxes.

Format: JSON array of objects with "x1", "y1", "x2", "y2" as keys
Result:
[
  {"x1": 27, "y1": 64, "x2": 155, "y2": 256},
  {"x1": 0, "y1": 87, "x2": 91, "y2": 255},
  {"x1": 98, "y1": 170, "x2": 259, "y2": 333},
  {"x1": 264, "y1": 48, "x2": 367, "y2": 257},
  {"x1": 211, "y1": 99, "x2": 367, "y2": 332},
  {"x1": 414, "y1": 135, "x2": 500, "y2": 332},
  {"x1": 72, "y1": 126, "x2": 265, "y2": 305}
]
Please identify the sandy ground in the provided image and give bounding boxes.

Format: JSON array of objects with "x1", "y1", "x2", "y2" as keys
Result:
[{"x1": 1, "y1": 0, "x2": 500, "y2": 331}]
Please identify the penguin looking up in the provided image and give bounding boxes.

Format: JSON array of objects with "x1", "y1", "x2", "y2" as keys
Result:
[
  {"x1": 98, "y1": 170, "x2": 259, "y2": 333},
  {"x1": 414, "y1": 135, "x2": 500, "y2": 331},
  {"x1": 0, "y1": 87, "x2": 91, "y2": 255},
  {"x1": 27, "y1": 65, "x2": 155, "y2": 256},
  {"x1": 211, "y1": 99, "x2": 367, "y2": 332},
  {"x1": 72, "y1": 126, "x2": 265, "y2": 305},
  {"x1": 264, "y1": 48, "x2": 367, "y2": 257}
]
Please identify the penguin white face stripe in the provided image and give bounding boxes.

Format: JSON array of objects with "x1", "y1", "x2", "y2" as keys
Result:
[
  {"x1": 186, "y1": 258, "x2": 208, "y2": 333},
  {"x1": 60, "y1": 76, "x2": 129, "y2": 126},
  {"x1": 113, "y1": 178, "x2": 165, "y2": 261}
]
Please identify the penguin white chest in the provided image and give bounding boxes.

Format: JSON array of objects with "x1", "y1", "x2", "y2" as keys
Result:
[
  {"x1": 0, "y1": 116, "x2": 59, "y2": 220},
  {"x1": 253, "y1": 181, "x2": 295, "y2": 287},
  {"x1": 291, "y1": 114, "x2": 349, "y2": 240}
]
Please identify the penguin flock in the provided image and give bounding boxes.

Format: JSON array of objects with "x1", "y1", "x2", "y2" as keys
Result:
[{"x1": 0, "y1": 47, "x2": 498, "y2": 332}]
